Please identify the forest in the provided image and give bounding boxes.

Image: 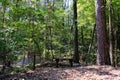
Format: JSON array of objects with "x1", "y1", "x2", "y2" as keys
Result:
[{"x1": 0, "y1": 0, "x2": 120, "y2": 80}]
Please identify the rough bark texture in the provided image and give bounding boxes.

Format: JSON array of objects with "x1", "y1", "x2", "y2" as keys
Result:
[
  {"x1": 95, "y1": 0, "x2": 111, "y2": 65},
  {"x1": 73, "y1": 0, "x2": 79, "y2": 63}
]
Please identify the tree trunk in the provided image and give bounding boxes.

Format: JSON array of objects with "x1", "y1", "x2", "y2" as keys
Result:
[
  {"x1": 33, "y1": 53, "x2": 36, "y2": 70},
  {"x1": 109, "y1": 0, "x2": 115, "y2": 66},
  {"x1": 95, "y1": 0, "x2": 111, "y2": 65},
  {"x1": 73, "y1": 0, "x2": 79, "y2": 63}
]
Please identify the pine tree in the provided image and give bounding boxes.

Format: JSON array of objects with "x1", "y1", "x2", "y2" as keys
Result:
[{"x1": 95, "y1": 0, "x2": 111, "y2": 65}]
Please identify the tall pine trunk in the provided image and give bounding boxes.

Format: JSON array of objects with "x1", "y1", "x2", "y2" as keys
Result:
[
  {"x1": 73, "y1": 0, "x2": 79, "y2": 63},
  {"x1": 95, "y1": 0, "x2": 111, "y2": 65}
]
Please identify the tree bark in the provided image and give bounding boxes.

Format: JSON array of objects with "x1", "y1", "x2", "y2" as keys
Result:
[
  {"x1": 95, "y1": 0, "x2": 111, "y2": 65},
  {"x1": 73, "y1": 0, "x2": 79, "y2": 63},
  {"x1": 109, "y1": 0, "x2": 115, "y2": 66}
]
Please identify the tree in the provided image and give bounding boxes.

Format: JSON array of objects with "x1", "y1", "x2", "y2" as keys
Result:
[
  {"x1": 95, "y1": 0, "x2": 111, "y2": 65},
  {"x1": 73, "y1": 0, "x2": 79, "y2": 63},
  {"x1": 109, "y1": 0, "x2": 115, "y2": 66}
]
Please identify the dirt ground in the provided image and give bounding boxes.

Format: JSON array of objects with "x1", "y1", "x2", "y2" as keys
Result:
[{"x1": 1, "y1": 65, "x2": 120, "y2": 80}]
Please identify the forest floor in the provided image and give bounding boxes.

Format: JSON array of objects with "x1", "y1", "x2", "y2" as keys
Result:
[{"x1": 1, "y1": 64, "x2": 120, "y2": 80}]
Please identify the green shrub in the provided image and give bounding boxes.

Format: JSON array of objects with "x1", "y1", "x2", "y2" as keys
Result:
[
  {"x1": 7, "y1": 67, "x2": 14, "y2": 73},
  {"x1": 14, "y1": 67, "x2": 28, "y2": 73},
  {"x1": 26, "y1": 63, "x2": 33, "y2": 69}
]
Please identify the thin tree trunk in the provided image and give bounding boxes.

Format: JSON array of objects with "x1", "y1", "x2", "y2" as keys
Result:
[
  {"x1": 73, "y1": 0, "x2": 79, "y2": 63},
  {"x1": 95, "y1": 0, "x2": 111, "y2": 65},
  {"x1": 109, "y1": 0, "x2": 115, "y2": 66},
  {"x1": 33, "y1": 53, "x2": 36, "y2": 70}
]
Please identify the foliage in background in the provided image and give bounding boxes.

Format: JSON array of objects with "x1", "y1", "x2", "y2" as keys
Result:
[{"x1": 0, "y1": 0, "x2": 120, "y2": 67}]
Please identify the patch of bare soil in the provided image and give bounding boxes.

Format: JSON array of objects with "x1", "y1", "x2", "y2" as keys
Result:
[{"x1": 1, "y1": 65, "x2": 120, "y2": 80}]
